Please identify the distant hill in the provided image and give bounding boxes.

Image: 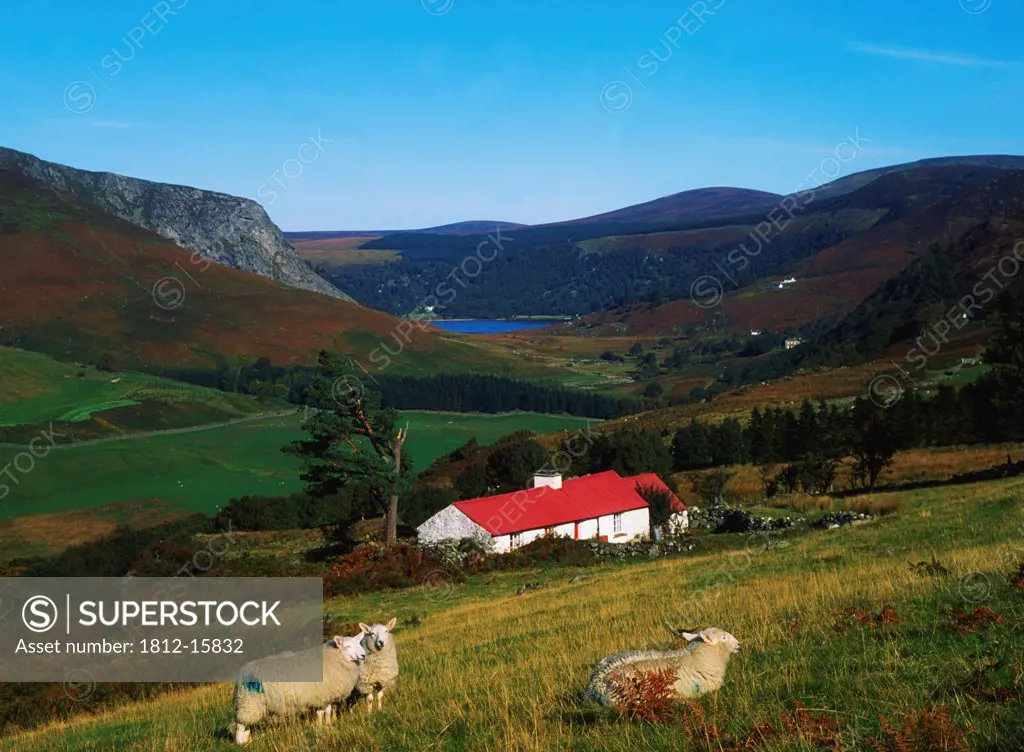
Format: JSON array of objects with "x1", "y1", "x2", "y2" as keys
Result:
[
  {"x1": 542, "y1": 187, "x2": 782, "y2": 228},
  {"x1": 333, "y1": 158, "x2": 1024, "y2": 322},
  {"x1": 793, "y1": 154, "x2": 1024, "y2": 204},
  {"x1": 563, "y1": 164, "x2": 1023, "y2": 338},
  {"x1": 0, "y1": 147, "x2": 345, "y2": 300},
  {"x1": 285, "y1": 220, "x2": 523, "y2": 243},
  {"x1": 0, "y1": 168, "x2": 523, "y2": 376}
]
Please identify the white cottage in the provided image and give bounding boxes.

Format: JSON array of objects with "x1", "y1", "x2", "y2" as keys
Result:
[{"x1": 417, "y1": 470, "x2": 685, "y2": 553}]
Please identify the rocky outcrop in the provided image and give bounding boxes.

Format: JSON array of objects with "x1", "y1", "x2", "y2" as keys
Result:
[{"x1": 0, "y1": 147, "x2": 347, "y2": 300}]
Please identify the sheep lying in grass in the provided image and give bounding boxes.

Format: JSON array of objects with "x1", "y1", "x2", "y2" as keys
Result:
[
  {"x1": 351, "y1": 618, "x2": 399, "y2": 712},
  {"x1": 585, "y1": 627, "x2": 741, "y2": 709},
  {"x1": 230, "y1": 635, "x2": 365, "y2": 746}
]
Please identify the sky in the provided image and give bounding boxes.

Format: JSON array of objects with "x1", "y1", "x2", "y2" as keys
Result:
[{"x1": 0, "y1": 0, "x2": 1021, "y2": 230}]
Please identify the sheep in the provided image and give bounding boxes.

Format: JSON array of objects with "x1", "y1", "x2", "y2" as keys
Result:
[
  {"x1": 229, "y1": 634, "x2": 365, "y2": 746},
  {"x1": 351, "y1": 618, "x2": 399, "y2": 712},
  {"x1": 585, "y1": 627, "x2": 741, "y2": 709}
]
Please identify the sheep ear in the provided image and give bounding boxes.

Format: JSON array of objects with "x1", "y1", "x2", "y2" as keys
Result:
[
  {"x1": 358, "y1": 623, "x2": 372, "y2": 634},
  {"x1": 386, "y1": 617, "x2": 397, "y2": 631},
  {"x1": 329, "y1": 635, "x2": 342, "y2": 649},
  {"x1": 699, "y1": 629, "x2": 719, "y2": 645},
  {"x1": 680, "y1": 631, "x2": 701, "y2": 642}
]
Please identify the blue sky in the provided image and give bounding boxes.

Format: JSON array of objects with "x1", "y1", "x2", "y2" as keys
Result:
[{"x1": 0, "y1": 0, "x2": 1020, "y2": 230}]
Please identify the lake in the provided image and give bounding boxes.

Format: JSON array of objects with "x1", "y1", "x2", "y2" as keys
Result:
[{"x1": 431, "y1": 319, "x2": 559, "y2": 334}]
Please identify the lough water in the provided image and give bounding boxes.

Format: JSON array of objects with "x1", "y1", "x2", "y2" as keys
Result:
[{"x1": 431, "y1": 319, "x2": 558, "y2": 334}]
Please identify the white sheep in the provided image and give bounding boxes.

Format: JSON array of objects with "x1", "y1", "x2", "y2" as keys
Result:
[
  {"x1": 351, "y1": 618, "x2": 399, "y2": 712},
  {"x1": 230, "y1": 634, "x2": 365, "y2": 746},
  {"x1": 585, "y1": 627, "x2": 741, "y2": 709}
]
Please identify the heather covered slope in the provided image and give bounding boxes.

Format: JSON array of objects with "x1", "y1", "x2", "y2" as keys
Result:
[
  {"x1": 0, "y1": 169, "x2": 524, "y2": 375},
  {"x1": 0, "y1": 147, "x2": 345, "y2": 299}
]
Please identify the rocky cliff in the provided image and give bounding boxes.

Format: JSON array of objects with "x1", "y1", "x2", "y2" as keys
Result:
[{"x1": 0, "y1": 147, "x2": 347, "y2": 300}]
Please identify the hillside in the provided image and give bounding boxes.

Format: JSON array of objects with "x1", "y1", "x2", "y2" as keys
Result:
[
  {"x1": 0, "y1": 169, "x2": 529, "y2": 376},
  {"x1": 794, "y1": 154, "x2": 1024, "y2": 203},
  {"x1": 0, "y1": 147, "x2": 345, "y2": 299},
  {"x1": 5, "y1": 475, "x2": 1022, "y2": 750},
  {"x1": 569, "y1": 165, "x2": 1023, "y2": 339}
]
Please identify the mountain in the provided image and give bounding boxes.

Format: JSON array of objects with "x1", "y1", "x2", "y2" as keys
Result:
[
  {"x1": 330, "y1": 159, "x2": 1024, "y2": 320},
  {"x1": 0, "y1": 147, "x2": 345, "y2": 300},
  {"x1": 0, "y1": 167, "x2": 523, "y2": 376},
  {"x1": 792, "y1": 155, "x2": 1024, "y2": 204},
  {"x1": 285, "y1": 220, "x2": 523, "y2": 242},
  {"x1": 357, "y1": 188, "x2": 786, "y2": 256},
  {"x1": 539, "y1": 187, "x2": 782, "y2": 228},
  {"x1": 566, "y1": 164, "x2": 1022, "y2": 338}
]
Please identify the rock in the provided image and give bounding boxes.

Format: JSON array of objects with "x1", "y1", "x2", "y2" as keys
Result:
[{"x1": 0, "y1": 147, "x2": 347, "y2": 300}]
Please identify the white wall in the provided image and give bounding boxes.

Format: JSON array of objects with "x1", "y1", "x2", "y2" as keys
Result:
[
  {"x1": 416, "y1": 505, "x2": 493, "y2": 548},
  {"x1": 533, "y1": 474, "x2": 562, "y2": 490},
  {"x1": 494, "y1": 508, "x2": 650, "y2": 551},
  {"x1": 577, "y1": 518, "x2": 598, "y2": 539},
  {"x1": 594, "y1": 507, "x2": 649, "y2": 542}
]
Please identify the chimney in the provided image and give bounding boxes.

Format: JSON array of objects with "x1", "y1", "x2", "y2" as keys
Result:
[{"x1": 533, "y1": 472, "x2": 562, "y2": 490}]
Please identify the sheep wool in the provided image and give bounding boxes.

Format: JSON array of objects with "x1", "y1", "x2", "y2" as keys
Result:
[
  {"x1": 354, "y1": 618, "x2": 400, "y2": 712},
  {"x1": 585, "y1": 627, "x2": 741, "y2": 709},
  {"x1": 230, "y1": 635, "x2": 364, "y2": 746}
]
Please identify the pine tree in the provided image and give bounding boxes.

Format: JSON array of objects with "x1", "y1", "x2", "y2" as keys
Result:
[{"x1": 284, "y1": 351, "x2": 410, "y2": 544}]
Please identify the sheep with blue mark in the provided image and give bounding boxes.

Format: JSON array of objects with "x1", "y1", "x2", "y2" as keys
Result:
[{"x1": 229, "y1": 634, "x2": 365, "y2": 746}]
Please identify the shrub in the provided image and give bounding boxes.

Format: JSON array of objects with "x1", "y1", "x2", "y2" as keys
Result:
[
  {"x1": 611, "y1": 668, "x2": 677, "y2": 723},
  {"x1": 323, "y1": 542, "x2": 456, "y2": 598},
  {"x1": 690, "y1": 468, "x2": 735, "y2": 506}
]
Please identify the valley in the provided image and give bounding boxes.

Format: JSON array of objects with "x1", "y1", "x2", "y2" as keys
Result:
[{"x1": 3, "y1": 8, "x2": 1024, "y2": 747}]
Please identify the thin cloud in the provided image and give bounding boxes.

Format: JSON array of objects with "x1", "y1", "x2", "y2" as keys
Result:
[{"x1": 849, "y1": 42, "x2": 1008, "y2": 67}]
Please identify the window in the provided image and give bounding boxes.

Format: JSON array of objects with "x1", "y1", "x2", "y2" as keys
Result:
[
  {"x1": 613, "y1": 513, "x2": 623, "y2": 533},
  {"x1": 544, "y1": 527, "x2": 555, "y2": 537},
  {"x1": 510, "y1": 533, "x2": 522, "y2": 548}
]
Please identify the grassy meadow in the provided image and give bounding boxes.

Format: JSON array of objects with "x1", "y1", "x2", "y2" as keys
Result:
[
  {"x1": 0, "y1": 347, "x2": 263, "y2": 430},
  {"x1": 5, "y1": 477, "x2": 1023, "y2": 751},
  {"x1": 0, "y1": 411, "x2": 596, "y2": 523}
]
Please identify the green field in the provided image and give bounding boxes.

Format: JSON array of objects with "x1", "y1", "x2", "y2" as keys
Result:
[
  {"x1": 5, "y1": 476, "x2": 1023, "y2": 750},
  {"x1": 0, "y1": 347, "x2": 263, "y2": 429},
  {"x1": 0, "y1": 411, "x2": 595, "y2": 522}
]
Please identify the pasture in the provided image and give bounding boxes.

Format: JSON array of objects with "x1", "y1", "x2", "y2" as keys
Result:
[
  {"x1": 0, "y1": 411, "x2": 596, "y2": 523},
  {"x1": 0, "y1": 347, "x2": 263, "y2": 431},
  {"x1": 5, "y1": 477, "x2": 1023, "y2": 750}
]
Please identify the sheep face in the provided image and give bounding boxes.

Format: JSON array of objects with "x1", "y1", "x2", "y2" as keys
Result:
[
  {"x1": 359, "y1": 617, "x2": 397, "y2": 653},
  {"x1": 679, "y1": 627, "x2": 741, "y2": 654},
  {"x1": 343, "y1": 636, "x2": 366, "y2": 663},
  {"x1": 327, "y1": 635, "x2": 366, "y2": 663}
]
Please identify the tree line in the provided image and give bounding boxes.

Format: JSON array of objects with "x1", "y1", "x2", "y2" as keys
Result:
[{"x1": 154, "y1": 358, "x2": 638, "y2": 419}]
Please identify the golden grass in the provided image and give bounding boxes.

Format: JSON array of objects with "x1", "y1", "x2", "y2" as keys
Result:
[
  {"x1": 7, "y1": 477, "x2": 1023, "y2": 751},
  {"x1": 0, "y1": 500, "x2": 186, "y2": 562}
]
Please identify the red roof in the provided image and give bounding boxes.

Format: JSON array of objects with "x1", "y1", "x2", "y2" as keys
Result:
[{"x1": 452, "y1": 470, "x2": 684, "y2": 537}]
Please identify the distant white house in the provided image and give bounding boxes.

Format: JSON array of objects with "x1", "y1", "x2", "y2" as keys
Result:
[
  {"x1": 416, "y1": 471, "x2": 685, "y2": 553},
  {"x1": 784, "y1": 337, "x2": 803, "y2": 350},
  {"x1": 777, "y1": 277, "x2": 797, "y2": 290},
  {"x1": 749, "y1": 329, "x2": 762, "y2": 337}
]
